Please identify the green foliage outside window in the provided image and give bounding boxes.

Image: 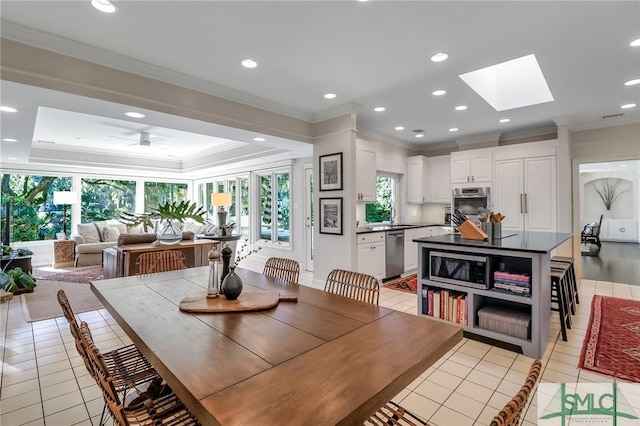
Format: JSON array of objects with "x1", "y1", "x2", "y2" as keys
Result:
[
  {"x1": 1, "y1": 174, "x2": 71, "y2": 242},
  {"x1": 144, "y1": 182, "x2": 188, "y2": 210},
  {"x1": 365, "y1": 176, "x2": 393, "y2": 223},
  {"x1": 81, "y1": 178, "x2": 135, "y2": 222}
]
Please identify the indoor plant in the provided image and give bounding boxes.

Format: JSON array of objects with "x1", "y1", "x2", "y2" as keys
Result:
[
  {"x1": 119, "y1": 200, "x2": 207, "y2": 244},
  {"x1": 220, "y1": 222, "x2": 236, "y2": 236},
  {"x1": 0, "y1": 266, "x2": 37, "y2": 294}
]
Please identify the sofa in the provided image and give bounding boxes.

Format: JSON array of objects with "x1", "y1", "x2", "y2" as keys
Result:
[{"x1": 71, "y1": 220, "x2": 213, "y2": 267}]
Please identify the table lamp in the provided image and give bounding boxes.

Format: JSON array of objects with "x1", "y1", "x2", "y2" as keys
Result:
[
  {"x1": 211, "y1": 192, "x2": 232, "y2": 228},
  {"x1": 53, "y1": 191, "x2": 77, "y2": 238}
]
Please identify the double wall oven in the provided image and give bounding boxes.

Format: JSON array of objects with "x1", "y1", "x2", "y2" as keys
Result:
[{"x1": 452, "y1": 187, "x2": 490, "y2": 224}]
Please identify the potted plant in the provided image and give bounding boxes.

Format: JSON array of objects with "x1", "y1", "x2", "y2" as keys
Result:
[
  {"x1": 0, "y1": 266, "x2": 37, "y2": 294},
  {"x1": 220, "y1": 222, "x2": 236, "y2": 236},
  {"x1": 119, "y1": 200, "x2": 207, "y2": 244}
]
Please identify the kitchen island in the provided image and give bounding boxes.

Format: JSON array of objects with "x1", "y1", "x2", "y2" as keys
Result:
[{"x1": 414, "y1": 231, "x2": 571, "y2": 358}]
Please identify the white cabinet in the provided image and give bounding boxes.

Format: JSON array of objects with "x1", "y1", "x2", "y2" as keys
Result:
[
  {"x1": 429, "y1": 155, "x2": 451, "y2": 203},
  {"x1": 450, "y1": 149, "x2": 493, "y2": 184},
  {"x1": 493, "y1": 156, "x2": 557, "y2": 232},
  {"x1": 357, "y1": 232, "x2": 385, "y2": 280},
  {"x1": 356, "y1": 148, "x2": 376, "y2": 202},
  {"x1": 408, "y1": 155, "x2": 451, "y2": 203},
  {"x1": 403, "y1": 226, "x2": 449, "y2": 273},
  {"x1": 602, "y1": 220, "x2": 638, "y2": 242},
  {"x1": 407, "y1": 156, "x2": 429, "y2": 203}
]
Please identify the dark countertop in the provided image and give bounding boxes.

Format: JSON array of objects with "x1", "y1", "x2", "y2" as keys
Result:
[
  {"x1": 356, "y1": 222, "x2": 448, "y2": 234},
  {"x1": 413, "y1": 231, "x2": 572, "y2": 253}
]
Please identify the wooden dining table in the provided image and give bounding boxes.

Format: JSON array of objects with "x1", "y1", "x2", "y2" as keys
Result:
[{"x1": 91, "y1": 267, "x2": 463, "y2": 425}]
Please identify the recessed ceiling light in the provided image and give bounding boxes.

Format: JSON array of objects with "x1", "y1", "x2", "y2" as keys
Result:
[
  {"x1": 0, "y1": 106, "x2": 18, "y2": 113},
  {"x1": 621, "y1": 103, "x2": 636, "y2": 109},
  {"x1": 91, "y1": 0, "x2": 117, "y2": 13},
  {"x1": 620, "y1": 164, "x2": 627, "y2": 167},
  {"x1": 499, "y1": 118, "x2": 511, "y2": 123},
  {"x1": 374, "y1": 107, "x2": 386, "y2": 112},
  {"x1": 449, "y1": 128, "x2": 459, "y2": 132},
  {"x1": 125, "y1": 112, "x2": 145, "y2": 118},
  {"x1": 432, "y1": 90, "x2": 446, "y2": 96},
  {"x1": 415, "y1": 134, "x2": 424, "y2": 138},
  {"x1": 630, "y1": 39, "x2": 640, "y2": 47},
  {"x1": 455, "y1": 105, "x2": 467, "y2": 111},
  {"x1": 459, "y1": 54, "x2": 553, "y2": 111},
  {"x1": 2, "y1": 138, "x2": 17, "y2": 142},
  {"x1": 324, "y1": 93, "x2": 336, "y2": 99},
  {"x1": 431, "y1": 52, "x2": 449, "y2": 62},
  {"x1": 254, "y1": 137, "x2": 266, "y2": 142},
  {"x1": 7, "y1": 157, "x2": 17, "y2": 160},
  {"x1": 241, "y1": 59, "x2": 258, "y2": 68},
  {"x1": 394, "y1": 126, "x2": 405, "y2": 131},
  {"x1": 624, "y1": 79, "x2": 640, "y2": 86},
  {"x1": 77, "y1": 138, "x2": 88, "y2": 141}
]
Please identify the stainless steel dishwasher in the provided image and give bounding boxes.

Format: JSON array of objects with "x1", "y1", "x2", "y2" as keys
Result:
[{"x1": 385, "y1": 230, "x2": 404, "y2": 279}]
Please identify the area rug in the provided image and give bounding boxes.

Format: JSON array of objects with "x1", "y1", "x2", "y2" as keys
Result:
[
  {"x1": 383, "y1": 274, "x2": 417, "y2": 294},
  {"x1": 579, "y1": 295, "x2": 640, "y2": 382},
  {"x1": 21, "y1": 280, "x2": 104, "y2": 322},
  {"x1": 33, "y1": 265, "x2": 104, "y2": 284}
]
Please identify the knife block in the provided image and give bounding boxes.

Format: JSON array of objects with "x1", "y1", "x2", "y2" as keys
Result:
[{"x1": 458, "y1": 220, "x2": 488, "y2": 240}]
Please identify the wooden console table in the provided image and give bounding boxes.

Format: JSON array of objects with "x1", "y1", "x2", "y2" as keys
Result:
[{"x1": 104, "y1": 240, "x2": 218, "y2": 277}]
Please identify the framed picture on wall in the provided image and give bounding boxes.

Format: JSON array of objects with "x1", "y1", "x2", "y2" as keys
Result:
[
  {"x1": 319, "y1": 197, "x2": 343, "y2": 235},
  {"x1": 319, "y1": 152, "x2": 343, "y2": 191}
]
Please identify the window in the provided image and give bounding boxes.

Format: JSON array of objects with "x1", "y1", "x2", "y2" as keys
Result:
[
  {"x1": 1, "y1": 173, "x2": 72, "y2": 242},
  {"x1": 81, "y1": 178, "x2": 136, "y2": 222},
  {"x1": 365, "y1": 175, "x2": 395, "y2": 223},
  {"x1": 144, "y1": 182, "x2": 188, "y2": 210},
  {"x1": 201, "y1": 176, "x2": 250, "y2": 238},
  {"x1": 258, "y1": 170, "x2": 290, "y2": 244}
]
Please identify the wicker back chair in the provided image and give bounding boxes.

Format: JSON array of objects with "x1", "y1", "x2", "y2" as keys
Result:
[
  {"x1": 79, "y1": 322, "x2": 199, "y2": 426},
  {"x1": 490, "y1": 359, "x2": 542, "y2": 426},
  {"x1": 136, "y1": 250, "x2": 187, "y2": 275},
  {"x1": 324, "y1": 269, "x2": 379, "y2": 305},
  {"x1": 263, "y1": 257, "x2": 300, "y2": 283},
  {"x1": 366, "y1": 359, "x2": 542, "y2": 426},
  {"x1": 57, "y1": 290, "x2": 94, "y2": 376}
]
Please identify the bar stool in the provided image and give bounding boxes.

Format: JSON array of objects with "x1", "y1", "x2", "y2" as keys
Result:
[
  {"x1": 551, "y1": 256, "x2": 579, "y2": 306},
  {"x1": 551, "y1": 261, "x2": 576, "y2": 315},
  {"x1": 551, "y1": 268, "x2": 572, "y2": 341}
]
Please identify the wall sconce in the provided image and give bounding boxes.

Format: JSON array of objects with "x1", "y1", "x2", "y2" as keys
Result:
[
  {"x1": 53, "y1": 191, "x2": 78, "y2": 238},
  {"x1": 211, "y1": 192, "x2": 232, "y2": 227}
]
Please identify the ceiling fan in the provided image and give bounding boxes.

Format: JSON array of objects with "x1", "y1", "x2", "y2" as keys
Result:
[{"x1": 109, "y1": 131, "x2": 170, "y2": 148}]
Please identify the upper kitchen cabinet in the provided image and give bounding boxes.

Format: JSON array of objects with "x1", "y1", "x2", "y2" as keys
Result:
[
  {"x1": 407, "y1": 155, "x2": 429, "y2": 203},
  {"x1": 356, "y1": 148, "x2": 376, "y2": 202},
  {"x1": 451, "y1": 149, "x2": 493, "y2": 184},
  {"x1": 407, "y1": 155, "x2": 451, "y2": 203},
  {"x1": 493, "y1": 156, "x2": 557, "y2": 232},
  {"x1": 429, "y1": 155, "x2": 451, "y2": 203}
]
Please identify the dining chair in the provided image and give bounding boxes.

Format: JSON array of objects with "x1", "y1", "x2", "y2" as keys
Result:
[
  {"x1": 365, "y1": 359, "x2": 542, "y2": 426},
  {"x1": 57, "y1": 290, "x2": 159, "y2": 424},
  {"x1": 135, "y1": 250, "x2": 187, "y2": 275},
  {"x1": 324, "y1": 269, "x2": 380, "y2": 305},
  {"x1": 79, "y1": 321, "x2": 200, "y2": 426},
  {"x1": 263, "y1": 257, "x2": 300, "y2": 283}
]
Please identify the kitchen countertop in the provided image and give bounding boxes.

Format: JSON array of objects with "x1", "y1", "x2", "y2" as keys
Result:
[
  {"x1": 413, "y1": 231, "x2": 572, "y2": 253},
  {"x1": 356, "y1": 222, "x2": 448, "y2": 234}
]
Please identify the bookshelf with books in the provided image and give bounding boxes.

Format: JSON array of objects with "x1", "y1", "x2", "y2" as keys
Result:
[{"x1": 414, "y1": 231, "x2": 572, "y2": 359}]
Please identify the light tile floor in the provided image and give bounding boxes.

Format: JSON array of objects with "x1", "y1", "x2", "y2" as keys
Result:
[{"x1": 2, "y1": 258, "x2": 640, "y2": 426}]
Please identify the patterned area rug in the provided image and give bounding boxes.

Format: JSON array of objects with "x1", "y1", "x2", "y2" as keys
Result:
[
  {"x1": 383, "y1": 274, "x2": 417, "y2": 294},
  {"x1": 579, "y1": 295, "x2": 640, "y2": 382},
  {"x1": 33, "y1": 265, "x2": 104, "y2": 284}
]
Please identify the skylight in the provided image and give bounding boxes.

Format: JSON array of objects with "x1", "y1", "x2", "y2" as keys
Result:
[{"x1": 459, "y1": 54, "x2": 554, "y2": 111}]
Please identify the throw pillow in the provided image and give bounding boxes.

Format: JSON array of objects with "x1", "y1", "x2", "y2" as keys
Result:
[
  {"x1": 76, "y1": 223, "x2": 101, "y2": 244},
  {"x1": 102, "y1": 226, "x2": 121, "y2": 242}
]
